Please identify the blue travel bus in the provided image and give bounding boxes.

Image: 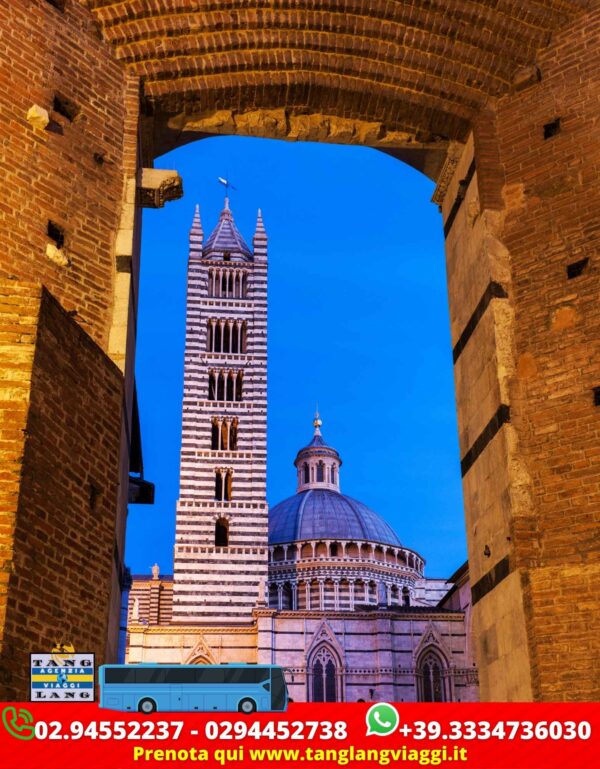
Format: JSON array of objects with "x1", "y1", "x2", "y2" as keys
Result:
[{"x1": 99, "y1": 664, "x2": 288, "y2": 714}]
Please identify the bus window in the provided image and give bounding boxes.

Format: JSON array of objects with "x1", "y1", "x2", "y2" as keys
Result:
[{"x1": 195, "y1": 668, "x2": 224, "y2": 684}]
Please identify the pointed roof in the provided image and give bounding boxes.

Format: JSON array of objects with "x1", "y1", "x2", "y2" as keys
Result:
[
  {"x1": 204, "y1": 197, "x2": 252, "y2": 260},
  {"x1": 295, "y1": 411, "x2": 341, "y2": 462}
]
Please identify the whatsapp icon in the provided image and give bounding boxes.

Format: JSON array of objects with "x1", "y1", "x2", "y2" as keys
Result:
[{"x1": 365, "y1": 702, "x2": 400, "y2": 736}]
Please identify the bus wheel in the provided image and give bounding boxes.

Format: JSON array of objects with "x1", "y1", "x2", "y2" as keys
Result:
[
  {"x1": 138, "y1": 698, "x2": 157, "y2": 714},
  {"x1": 238, "y1": 698, "x2": 257, "y2": 714}
]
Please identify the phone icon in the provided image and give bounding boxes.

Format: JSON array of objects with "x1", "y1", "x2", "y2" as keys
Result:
[
  {"x1": 1, "y1": 706, "x2": 35, "y2": 741},
  {"x1": 374, "y1": 711, "x2": 392, "y2": 729},
  {"x1": 366, "y1": 703, "x2": 399, "y2": 736}
]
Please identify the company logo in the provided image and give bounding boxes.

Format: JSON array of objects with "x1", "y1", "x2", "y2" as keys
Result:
[
  {"x1": 30, "y1": 647, "x2": 95, "y2": 702},
  {"x1": 1, "y1": 706, "x2": 35, "y2": 741},
  {"x1": 365, "y1": 702, "x2": 400, "y2": 736}
]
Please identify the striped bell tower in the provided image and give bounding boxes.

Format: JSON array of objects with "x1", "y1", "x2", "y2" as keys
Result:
[{"x1": 172, "y1": 198, "x2": 268, "y2": 624}]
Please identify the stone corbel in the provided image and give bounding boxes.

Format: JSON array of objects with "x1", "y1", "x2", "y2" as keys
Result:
[{"x1": 137, "y1": 168, "x2": 183, "y2": 208}]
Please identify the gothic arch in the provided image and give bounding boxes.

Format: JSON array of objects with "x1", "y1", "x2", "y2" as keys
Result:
[
  {"x1": 183, "y1": 637, "x2": 216, "y2": 665},
  {"x1": 305, "y1": 621, "x2": 345, "y2": 702}
]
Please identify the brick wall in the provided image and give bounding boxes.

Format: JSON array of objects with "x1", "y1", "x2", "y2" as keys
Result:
[
  {"x1": 495, "y1": 5, "x2": 600, "y2": 701},
  {"x1": 0, "y1": 282, "x2": 123, "y2": 700},
  {"x1": 444, "y1": 3, "x2": 600, "y2": 701},
  {"x1": 0, "y1": 0, "x2": 130, "y2": 349}
]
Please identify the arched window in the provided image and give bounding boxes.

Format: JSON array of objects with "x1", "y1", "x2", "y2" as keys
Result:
[
  {"x1": 214, "y1": 323, "x2": 222, "y2": 352},
  {"x1": 221, "y1": 420, "x2": 228, "y2": 450},
  {"x1": 232, "y1": 322, "x2": 239, "y2": 353},
  {"x1": 418, "y1": 650, "x2": 446, "y2": 702},
  {"x1": 311, "y1": 647, "x2": 338, "y2": 702},
  {"x1": 211, "y1": 419, "x2": 219, "y2": 450},
  {"x1": 221, "y1": 273, "x2": 227, "y2": 295},
  {"x1": 225, "y1": 471, "x2": 233, "y2": 501},
  {"x1": 235, "y1": 371, "x2": 243, "y2": 401},
  {"x1": 316, "y1": 462, "x2": 324, "y2": 482},
  {"x1": 303, "y1": 463, "x2": 309, "y2": 484},
  {"x1": 331, "y1": 465, "x2": 336, "y2": 484},
  {"x1": 208, "y1": 372, "x2": 217, "y2": 400},
  {"x1": 223, "y1": 322, "x2": 230, "y2": 353},
  {"x1": 402, "y1": 587, "x2": 410, "y2": 606},
  {"x1": 241, "y1": 322, "x2": 247, "y2": 353},
  {"x1": 230, "y1": 419, "x2": 238, "y2": 450},
  {"x1": 215, "y1": 518, "x2": 228, "y2": 547},
  {"x1": 242, "y1": 273, "x2": 248, "y2": 298},
  {"x1": 207, "y1": 321, "x2": 213, "y2": 351},
  {"x1": 214, "y1": 471, "x2": 223, "y2": 501},
  {"x1": 217, "y1": 371, "x2": 225, "y2": 401},
  {"x1": 226, "y1": 371, "x2": 234, "y2": 401}
]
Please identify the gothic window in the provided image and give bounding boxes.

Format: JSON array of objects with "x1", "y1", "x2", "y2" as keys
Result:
[
  {"x1": 211, "y1": 419, "x2": 219, "y2": 450},
  {"x1": 418, "y1": 651, "x2": 446, "y2": 703},
  {"x1": 402, "y1": 587, "x2": 410, "y2": 606},
  {"x1": 235, "y1": 371, "x2": 243, "y2": 401},
  {"x1": 226, "y1": 371, "x2": 234, "y2": 401},
  {"x1": 215, "y1": 518, "x2": 229, "y2": 547},
  {"x1": 311, "y1": 647, "x2": 338, "y2": 703},
  {"x1": 316, "y1": 462, "x2": 324, "y2": 482},
  {"x1": 225, "y1": 471, "x2": 233, "y2": 501}
]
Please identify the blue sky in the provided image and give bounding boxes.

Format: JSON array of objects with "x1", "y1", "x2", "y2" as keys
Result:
[{"x1": 126, "y1": 135, "x2": 466, "y2": 579}]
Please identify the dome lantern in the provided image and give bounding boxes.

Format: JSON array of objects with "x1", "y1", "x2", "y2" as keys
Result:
[{"x1": 294, "y1": 412, "x2": 342, "y2": 493}]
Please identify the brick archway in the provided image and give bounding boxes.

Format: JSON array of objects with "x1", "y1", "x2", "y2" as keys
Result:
[{"x1": 0, "y1": 0, "x2": 598, "y2": 702}]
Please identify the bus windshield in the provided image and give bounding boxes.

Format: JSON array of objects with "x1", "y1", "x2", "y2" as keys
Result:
[{"x1": 99, "y1": 664, "x2": 288, "y2": 714}]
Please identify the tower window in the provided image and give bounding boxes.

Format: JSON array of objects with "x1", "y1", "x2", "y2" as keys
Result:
[
  {"x1": 214, "y1": 471, "x2": 223, "y2": 500},
  {"x1": 211, "y1": 419, "x2": 219, "y2": 450},
  {"x1": 215, "y1": 518, "x2": 229, "y2": 547},
  {"x1": 316, "y1": 462, "x2": 324, "y2": 482},
  {"x1": 303, "y1": 463, "x2": 309, "y2": 484},
  {"x1": 208, "y1": 371, "x2": 217, "y2": 400},
  {"x1": 230, "y1": 419, "x2": 238, "y2": 450},
  {"x1": 331, "y1": 465, "x2": 336, "y2": 484}
]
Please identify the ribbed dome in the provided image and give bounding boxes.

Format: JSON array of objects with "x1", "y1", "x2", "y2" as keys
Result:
[{"x1": 269, "y1": 489, "x2": 402, "y2": 546}]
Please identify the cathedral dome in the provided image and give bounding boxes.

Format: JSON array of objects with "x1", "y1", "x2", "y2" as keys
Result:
[
  {"x1": 269, "y1": 488, "x2": 402, "y2": 546},
  {"x1": 269, "y1": 414, "x2": 402, "y2": 547}
]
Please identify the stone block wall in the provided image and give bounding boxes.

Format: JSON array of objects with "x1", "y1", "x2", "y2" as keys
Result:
[{"x1": 443, "y1": 4, "x2": 600, "y2": 701}]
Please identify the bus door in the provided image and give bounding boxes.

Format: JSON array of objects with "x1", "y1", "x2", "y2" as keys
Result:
[{"x1": 198, "y1": 668, "x2": 227, "y2": 711}]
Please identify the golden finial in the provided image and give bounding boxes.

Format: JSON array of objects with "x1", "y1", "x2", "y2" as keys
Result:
[{"x1": 313, "y1": 404, "x2": 322, "y2": 433}]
